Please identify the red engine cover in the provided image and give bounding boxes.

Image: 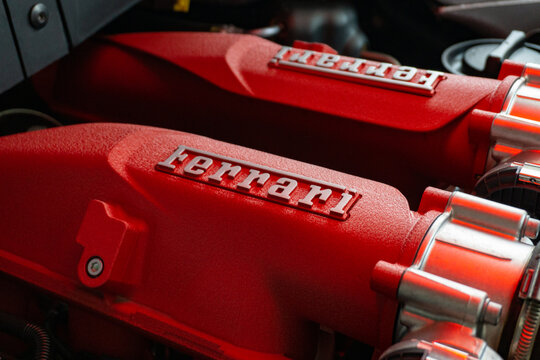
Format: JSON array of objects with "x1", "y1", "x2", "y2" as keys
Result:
[
  {"x1": 32, "y1": 33, "x2": 518, "y2": 205},
  {"x1": 0, "y1": 123, "x2": 442, "y2": 359}
]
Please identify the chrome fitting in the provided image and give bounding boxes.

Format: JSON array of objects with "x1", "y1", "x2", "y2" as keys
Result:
[
  {"x1": 448, "y1": 191, "x2": 540, "y2": 240},
  {"x1": 380, "y1": 328, "x2": 503, "y2": 360},
  {"x1": 480, "y1": 64, "x2": 540, "y2": 217},
  {"x1": 491, "y1": 114, "x2": 540, "y2": 162},
  {"x1": 399, "y1": 268, "x2": 502, "y2": 328},
  {"x1": 373, "y1": 191, "x2": 538, "y2": 360},
  {"x1": 502, "y1": 64, "x2": 540, "y2": 123},
  {"x1": 487, "y1": 63, "x2": 540, "y2": 167},
  {"x1": 479, "y1": 64, "x2": 540, "y2": 217}
]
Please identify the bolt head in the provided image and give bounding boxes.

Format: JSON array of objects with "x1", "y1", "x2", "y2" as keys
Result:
[
  {"x1": 29, "y1": 3, "x2": 49, "y2": 29},
  {"x1": 86, "y1": 257, "x2": 104, "y2": 278}
]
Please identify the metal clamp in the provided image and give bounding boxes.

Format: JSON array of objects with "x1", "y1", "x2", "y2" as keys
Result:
[{"x1": 509, "y1": 243, "x2": 540, "y2": 360}]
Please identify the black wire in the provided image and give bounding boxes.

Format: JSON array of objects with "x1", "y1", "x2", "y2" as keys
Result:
[{"x1": 0, "y1": 312, "x2": 51, "y2": 360}]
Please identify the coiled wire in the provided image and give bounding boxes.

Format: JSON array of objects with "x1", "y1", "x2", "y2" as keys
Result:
[
  {"x1": 23, "y1": 322, "x2": 51, "y2": 360},
  {"x1": 0, "y1": 312, "x2": 51, "y2": 360},
  {"x1": 513, "y1": 300, "x2": 540, "y2": 360}
]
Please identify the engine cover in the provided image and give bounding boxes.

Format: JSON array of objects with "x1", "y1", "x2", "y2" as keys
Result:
[{"x1": 0, "y1": 123, "x2": 441, "y2": 359}]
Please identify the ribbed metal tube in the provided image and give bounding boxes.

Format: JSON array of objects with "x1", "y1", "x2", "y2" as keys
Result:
[{"x1": 513, "y1": 300, "x2": 540, "y2": 360}]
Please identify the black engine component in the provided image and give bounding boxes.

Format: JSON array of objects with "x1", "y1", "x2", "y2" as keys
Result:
[
  {"x1": 280, "y1": 2, "x2": 368, "y2": 57},
  {"x1": 443, "y1": 30, "x2": 540, "y2": 77}
]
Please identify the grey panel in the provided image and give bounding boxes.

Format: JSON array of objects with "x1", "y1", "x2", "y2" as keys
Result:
[
  {"x1": 0, "y1": 2, "x2": 24, "y2": 93},
  {"x1": 59, "y1": 0, "x2": 140, "y2": 46},
  {"x1": 5, "y1": 0, "x2": 69, "y2": 77}
]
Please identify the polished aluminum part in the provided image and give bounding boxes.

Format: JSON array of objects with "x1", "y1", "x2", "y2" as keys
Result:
[
  {"x1": 443, "y1": 191, "x2": 540, "y2": 240},
  {"x1": 380, "y1": 336, "x2": 502, "y2": 360},
  {"x1": 387, "y1": 192, "x2": 537, "y2": 360},
  {"x1": 490, "y1": 64, "x2": 540, "y2": 163},
  {"x1": 518, "y1": 162, "x2": 540, "y2": 185},
  {"x1": 478, "y1": 64, "x2": 540, "y2": 215},
  {"x1": 491, "y1": 114, "x2": 540, "y2": 162},
  {"x1": 399, "y1": 268, "x2": 502, "y2": 327},
  {"x1": 502, "y1": 64, "x2": 540, "y2": 121}
]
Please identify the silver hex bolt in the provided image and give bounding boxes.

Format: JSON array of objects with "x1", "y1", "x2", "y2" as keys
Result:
[{"x1": 86, "y1": 257, "x2": 104, "y2": 278}]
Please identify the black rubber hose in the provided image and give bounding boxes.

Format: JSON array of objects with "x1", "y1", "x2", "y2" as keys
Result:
[{"x1": 0, "y1": 312, "x2": 51, "y2": 360}]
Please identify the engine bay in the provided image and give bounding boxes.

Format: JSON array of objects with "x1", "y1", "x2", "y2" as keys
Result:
[{"x1": 2, "y1": 1, "x2": 540, "y2": 359}]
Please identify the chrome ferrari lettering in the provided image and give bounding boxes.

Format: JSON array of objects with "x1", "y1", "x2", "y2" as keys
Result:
[
  {"x1": 339, "y1": 59, "x2": 365, "y2": 73},
  {"x1": 365, "y1": 62, "x2": 392, "y2": 77},
  {"x1": 289, "y1": 50, "x2": 315, "y2": 64},
  {"x1": 298, "y1": 185, "x2": 332, "y2": 207},
  {"x1": 208, "y1": 162, "x2": 241, "y2": 182},
  {"x1": 330, "y1": 192, "x2": 355, "y2": 216},
  {"x1": 316, "y1": 54, "x2": 341, "y2": 68},
  {"x1": 157, "y1": 146, "x2": 188, "y2": 170},
  {"x1": 393, "y1": 66, "x2": 417, "y2": 81},
  {"x1": 269, "y1": 46, "x2": 445, "y2": 96},
  {"x1": 156, "y1": 146, "x2": 360, "y2": 220},
  {"x1": 184, "y1": 156, "x2": 213, "y2": 176},
  {"x1": 268, "y1": 178, "x2": 298, "y2": 201},
  {"x1": 237, "y1": 170, "x2": 270, "y2": 190},
  {"x1": 273, "y1": 46, "x2": 292, "y2": 60},
  {"x1": 418, "y1": 70, "x2": 445, "y2": 88}
]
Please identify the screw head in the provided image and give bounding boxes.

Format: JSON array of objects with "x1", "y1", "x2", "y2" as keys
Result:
[
  {"x1": 29, "y1": 3, "x2": 49, "y2": 29},
  {"x1": 86, "y1": 257, "x2": 104, "y2": 278}
]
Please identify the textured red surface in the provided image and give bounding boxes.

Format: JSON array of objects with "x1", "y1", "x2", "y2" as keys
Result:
[
  {"x1": 105, "y1": 33, "x2": 502, "y2": 132},
  {"x1": 32, "y1": 33, "x2": 518, "y2": 205},
  {"x1": 0, "y1": 123, "x2": 440, "y2": 359},
  {"x1": 370, "y1": 261, "x2": 407, "y2": 299}
]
